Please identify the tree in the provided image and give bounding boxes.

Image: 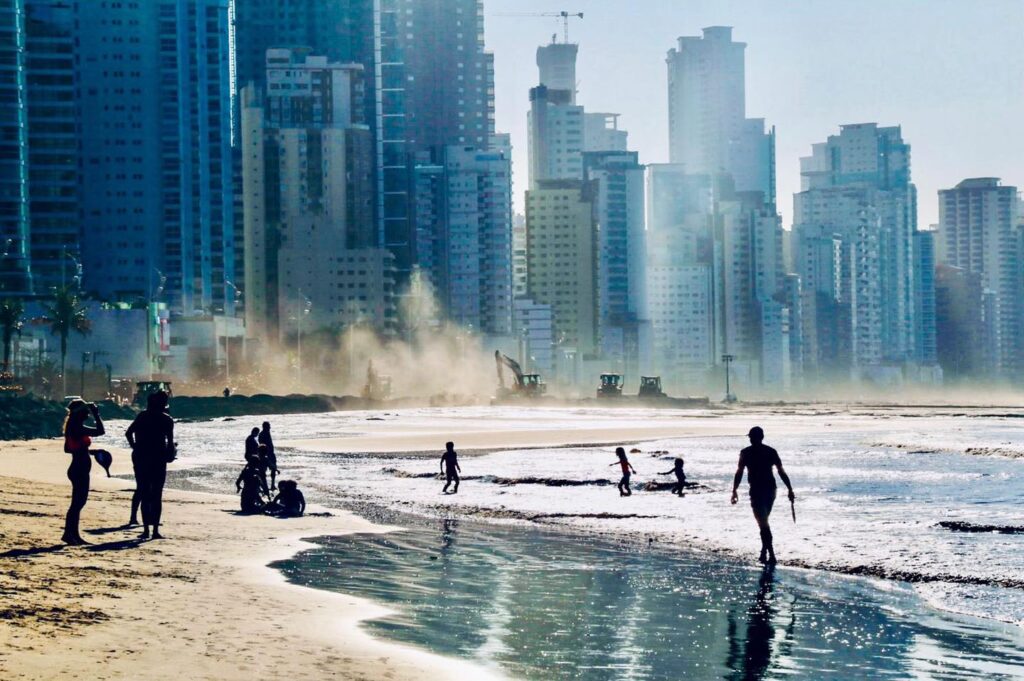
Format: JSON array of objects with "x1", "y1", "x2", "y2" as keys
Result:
[
  {"x1": 0, "y1": 298, "x2": 24, "y2": 373},
  {"x1": 42, "y1": 287, "x2": 91, "y2": 396}
]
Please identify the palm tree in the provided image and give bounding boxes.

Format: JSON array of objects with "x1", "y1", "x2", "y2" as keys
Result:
[
  {"x1": 0, "y1": 298, "x2": 24, "y2": 373},
  {"x1": 42, "y1": 287, "x2": 91, "y2": 396}
]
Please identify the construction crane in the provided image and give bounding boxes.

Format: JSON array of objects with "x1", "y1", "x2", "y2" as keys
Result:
[{"x1": 492, "y1": 10, "x2": 584, "y2": 44}]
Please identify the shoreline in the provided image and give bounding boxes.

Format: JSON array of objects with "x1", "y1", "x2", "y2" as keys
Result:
[{"x1": 0, "y1": 439, "x2": 503, "y2": 680}]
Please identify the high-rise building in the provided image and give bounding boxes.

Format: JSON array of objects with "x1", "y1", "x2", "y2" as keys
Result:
[
  {"x1": 666, "y1": 26, "x2": 774, "y2": 200},
  {"x1": 0, "y1": 0, "x2": 32, "y2": 296},
  {"x1": 412, "y1": 143, "x2": 513, "y2": 336},
  {"x1": 794, "y1": 123, "x2": 923, "y2": 382},
  {"x1": 241, "y1": 49, "x2": 391, "y2": 343},
  {"x1": 935, "y1": 264, "x2": 994, "y2": 379},
  {"x1": 936, "y1": 178, "x2": 1022, "y2": 377},
  {"x1": 235, "y1": 1, "x2": 497, "y2": 288},
  {"x1": 583, "y1": 113, "x2": 627, "y2": 153},
  {"x1": 24, "y1": 0, "x2": 77, "y2": 295},
  {"x1": 653, "y1": 28, "x2": 787, "y2": 392},
  {"x1": 583, "y1": 151, "x2": 647, "y2": 364},
  {"x1": 527, "y1": 83, "x2": 583, "y2": 188},
  {"x1": 76, "y1": 0, "x2": 235, "y2": 314},
  {"x1": 525, "y1": 180, "x2": 598, "y2": 356}
]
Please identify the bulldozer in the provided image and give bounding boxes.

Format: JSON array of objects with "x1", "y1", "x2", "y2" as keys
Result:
[
  {"x1": 495, "y1": 351, "x2": 546, "y2": 398},
  {"x1": 597, "y1": 373, "x2": 623, "y2": 398},
  {"x1": 638, "y1": 376, "x2": 666, "y2": 398}
]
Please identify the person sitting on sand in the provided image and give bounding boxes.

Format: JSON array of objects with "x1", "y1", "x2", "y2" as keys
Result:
[
  {"x1": 266, "y1": 480, "x2": 306, "y2": 517},
  {"x1": 440, "y1": 441, "x2": 461, "y2": 494},
  {"x1": 62, "y1": 400, "x2": 106, "y2": 545},
  {"x1": 258, "y1": 421, "x2": 279, "y2": 490},
  {"x1": 236, "y1": 459, "x2": 269, "y2": 514},
  {"x1": 610, "y1": 447, "x2": 636, "y2": 497},
  {"x1": 659, "y1": 457, "x2": 687, "y2": 496},
  {"x1": 731, "y1": 426, "x2": 795, "y2": 564}
]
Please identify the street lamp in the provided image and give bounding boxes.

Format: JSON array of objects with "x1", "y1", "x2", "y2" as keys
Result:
[
  {"x1": 296, "y1": 291, "x2": 311, "y2": 386},
  {"x1": 721, "y1": 354, "x2": 737, "y2": 403},
  {"x1": 223, "y1": 280, "x2": 243, "y2": 385}
]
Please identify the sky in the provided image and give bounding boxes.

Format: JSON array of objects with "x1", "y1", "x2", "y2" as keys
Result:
[{"x1": 484, "y1": 0, "x2": 1024, "y2": 229}]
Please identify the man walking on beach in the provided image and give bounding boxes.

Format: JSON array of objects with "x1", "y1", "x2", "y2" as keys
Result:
[
  {"x1": 731, "y1": 427, "x2": 794, "y2": 564},
  {"x1": 244, "y1": 427, "x2": 259, "y2": 462},
  {"x1": 125, "y1": 390, "x2": 175, "y2": 540},
  {"x1": 440, "y1": 442, "x2": 461, "y2": 494}
]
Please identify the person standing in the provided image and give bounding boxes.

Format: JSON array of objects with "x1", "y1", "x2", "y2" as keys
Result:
[
  {"x1": 125, "y1": 390, "x2": 175, "y2": 540},
  {"x1": 730, "y1": 427, "x2": 795, "y2": 564},
  {"x1": 610, "y1": 447, "x2": 637, "y2": 497},
  {"x1": 440, "y1": 441, "x2": 461, "y2": 494},
  {"x1": 244, "y1": 427, "x2": 259, "y2": 462},
  {"x1": 61, "y1": 400, "x2": 106, "y2": 545},
  {"x1": 258, "y1": 421, "x2": 279, "y2": 490}
]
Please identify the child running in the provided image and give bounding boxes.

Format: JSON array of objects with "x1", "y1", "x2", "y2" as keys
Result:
[
  {"x1": 659, "y1": 457, "x2": 687, "y2": 495},
  {"x1": 440, "y1": 441, "x2": 461, "y2": 494},
  {"x1": 610, "y1": 447, "x2": 637, "y2": 497}
]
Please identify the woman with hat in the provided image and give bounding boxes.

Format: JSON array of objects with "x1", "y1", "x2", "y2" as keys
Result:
[{"x1": 62, "y1": 399, "x2": 106, "y2": 545}]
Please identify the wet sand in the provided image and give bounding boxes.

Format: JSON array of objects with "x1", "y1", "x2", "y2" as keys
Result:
[{"x1": 0, "y1": 440, "x2": 502, "y2": 680}]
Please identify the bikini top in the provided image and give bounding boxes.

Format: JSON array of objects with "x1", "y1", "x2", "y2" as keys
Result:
[{"x1": 64, "y1": 434, "x2": 92, "y2": 453}]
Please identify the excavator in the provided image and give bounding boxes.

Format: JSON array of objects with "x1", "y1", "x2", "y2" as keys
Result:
[
  {"x1": 495, "y1": 351, "x2": 546, "y2": 398},
  {"x1": 361, "y1": 360, "x2": 392, "y2": 401}
]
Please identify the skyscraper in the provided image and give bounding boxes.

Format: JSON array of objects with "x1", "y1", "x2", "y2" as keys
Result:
[
  {"x1": 525, "y1": 180, "x2": 598, "y2": 356},
  {"x1": 666, "y1": 26, "x2": 774, "y2": 200},
  {"x1": 0, "y1": 0, "x2": 32, "y2": 296},
  {"x1": 653, "y1": 27, "x2": 787, "y2": 392},
  {"x1": 584, "y1": 150, "x2": 647, "y2": 365},
  {"x1": 412, "y1": 142, "x2": 513, "y2": 336},
  {"x1": 235, "y1": 0, "x2": 498, "y2": 288},
  {"x1": 936, "y1": 178, "x2": 1022, "y2": 378},
  {"x1": 794, "y1": 123, "x2": 923, "y2": 382},
  {"x1": 24, "y1": 0, "x2": 78, "y2": 295},
  {"x1": 76, "y1": 0, "x2": 235, "y2": 314},
  {"x1": 241, "y1": 49, "x2": 392, "y2": 343}
]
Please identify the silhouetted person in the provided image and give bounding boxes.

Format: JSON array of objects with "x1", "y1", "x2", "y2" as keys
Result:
[
  {"x1": 223, "y1": 387, "x2": 230, "y2": 398},
  {"x1": 610, "y1": 447, "x2": 636, "y2": 496},
  {"x1": 258, "y1": 421, "x2": 278, "y2": 490},
  {"x1": 731, "y1": 427, "x2": 794, "y2": 564},
  {"x1": 125, "y1": 390, "x2": 175, "y2": 540},
  {"x1": 62, "y1": 400, "x2": 105, "y2": 545},
  {"x1": 244, "y1": 426, "x2": 259, "y2": 462},
  {"x1": 236, "y1": 460, "x2": 269, "y2": 513},
  {"x1": 659, "y1": 457, "x2": 687, "y2": 495},
  {"x1": 440, "y1": 441, "x2": 460, "y2": 494},
  {"x1": 267, "y1": 480, "x2": 305, "y2": 517}
]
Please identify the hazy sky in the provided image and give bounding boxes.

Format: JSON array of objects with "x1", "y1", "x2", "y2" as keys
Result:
[{"x1": 485, "y1": 0, "x2": 1024, "y2": 229}]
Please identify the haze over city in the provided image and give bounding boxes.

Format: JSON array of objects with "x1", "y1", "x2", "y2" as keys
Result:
[
  {"x1": 488, "y1": 0, "x2": 1024, "y2": 228},
  {"x1": 3, "y1": 2, "x2": 1024, "y2": 680}
]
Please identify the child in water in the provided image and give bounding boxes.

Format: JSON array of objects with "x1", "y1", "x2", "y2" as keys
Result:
[
  {"x1": 267, "y1": 480, "x2": 306, "y2": 517},
  {"x1": 659, "y1": 457, "x2": 687, "y2": 495},
  {"x1": 235, "y1": 459, "x2": 269, "y2": 514},
  {"x1": 440, "y1": 441, "x2": 461, "y2": 494},
  {"x1": 609, "y1": 447, "x2": 637, "y2": 497}
]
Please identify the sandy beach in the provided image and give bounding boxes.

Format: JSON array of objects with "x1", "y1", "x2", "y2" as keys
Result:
[{"x1": 0, "y1": 439, "x2": 502, "y2": 680}]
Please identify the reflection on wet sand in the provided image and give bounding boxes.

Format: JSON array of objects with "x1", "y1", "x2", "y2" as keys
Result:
[{"x1": 274, "y1": 519, "x2": 1024, "y2": 680}]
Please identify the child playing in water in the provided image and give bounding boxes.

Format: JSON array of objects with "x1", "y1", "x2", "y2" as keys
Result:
[
  {"x1": 609, "y1": 447, "x2": 637, "y2": 497},
  {"x1": 440, "y1": 441, "x2": 461, "y2": 494},
  {"x1": 235, "y1": 459, "x2": 269, "y2": 514},
  {"x1": 267, "y1": 480, "x2": 306, "y2": 517},
  {"x1": 659, "y1": 457, "x2": 687, "y2": 495}
]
